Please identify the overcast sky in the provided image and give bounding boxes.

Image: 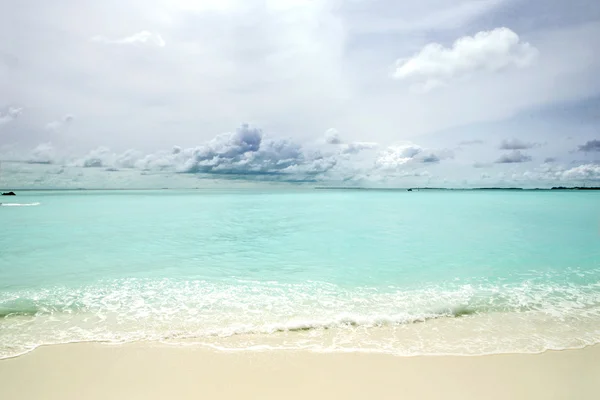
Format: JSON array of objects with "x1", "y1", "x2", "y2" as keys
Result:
[{"x1": 1, "y1": 0, "x2": 599, "y2": 188}]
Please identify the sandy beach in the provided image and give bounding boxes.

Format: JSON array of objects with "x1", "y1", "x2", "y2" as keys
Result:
[{"x1": 0, "y1": 343, "x2": 598, "y2": 400}]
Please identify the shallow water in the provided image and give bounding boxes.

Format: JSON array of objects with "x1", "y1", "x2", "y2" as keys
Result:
[{"x1": 1, "y1": 189, "x2": 599, "y2": 358}]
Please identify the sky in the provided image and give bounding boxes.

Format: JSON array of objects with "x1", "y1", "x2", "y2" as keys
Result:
[{"x1": 1, "y1": 0, "x2": 599, "y2": 188}]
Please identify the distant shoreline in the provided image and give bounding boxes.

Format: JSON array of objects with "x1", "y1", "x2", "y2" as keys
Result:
[
  {"x1": 315, "y1": 187, "x2": 600, "y2": 191},
  {"x1": 1, "y1": 186, "x2": 599, "y2": 192}
]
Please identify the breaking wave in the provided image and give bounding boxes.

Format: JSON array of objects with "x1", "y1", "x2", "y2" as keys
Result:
[
  {"x1": 1, "y1": 276, "x2": 600, "y2": 359},
  {"x1": 0, "y1": 202, "x2": 41, "y2": 207}
]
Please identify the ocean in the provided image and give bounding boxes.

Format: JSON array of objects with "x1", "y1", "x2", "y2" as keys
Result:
[{"x1": 1, "y1": 189, "x2": 599, "y2": 358}]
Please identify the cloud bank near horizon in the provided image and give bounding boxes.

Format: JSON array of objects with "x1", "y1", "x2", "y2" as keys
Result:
[{"x1": 1, "y1": 123, "x2": 599, "y2": 188}]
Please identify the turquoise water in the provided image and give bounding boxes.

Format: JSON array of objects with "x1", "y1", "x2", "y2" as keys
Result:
[{"x1": 1, "y1": 189, "x2": 600, "y2": 357}]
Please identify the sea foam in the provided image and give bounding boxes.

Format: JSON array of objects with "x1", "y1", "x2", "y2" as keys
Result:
[
  {"x1": 0, "y1": 202, "x2": 41, "y2": 207},
  {"x1": 1, "y1": 277, "x2": 599, "y2": 359}
]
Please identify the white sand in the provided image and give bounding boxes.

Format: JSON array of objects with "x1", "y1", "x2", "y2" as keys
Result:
[{"x1": 1, "y1": 343, "x2": 598, "y2": 400}]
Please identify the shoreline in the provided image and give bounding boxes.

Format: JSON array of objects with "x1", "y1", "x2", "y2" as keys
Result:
[
  {"x1": 3, "y1": 306, "x2": 599, "y2": 360},
  {"x1": 1, "y1": 342, "x2": 598, "y2": 399},
  {"x1": 2, "y1": 335, "x2": 599, "y2": 362}
]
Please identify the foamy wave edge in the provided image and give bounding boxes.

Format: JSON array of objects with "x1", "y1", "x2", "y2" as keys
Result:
[
  {"x1": 0, "y1": 202, "x2": 41, "y2": 207},
  {"x1": 0, "y1": 311, "x2": 465, "y2": 359},
  {"x1": 2, "y1": 337, "x2": 599, "y2": 361},
  {"x1": 162, "y1": 309, "x2": 474, "y2": 338}
]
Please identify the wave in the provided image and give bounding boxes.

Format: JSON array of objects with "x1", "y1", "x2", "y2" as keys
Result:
[
  {"x1": 0, "y1": 202, "x2": 41, "y2": 207},
  {"x1": 2, "y1": 278, "x2": 597, "y2": 321},
  {"x1": 3, "y1": 306, "x2": 600, "y2": 360},
  {"x1": 1, "y1": 277, "x2": 600, "y2": 359},
  {"x1": 167, "y1": 307, "x2": 477, "y2": 338},
  {"x1": 0, "y1": 298, "x2": 82, "y2": 318}
]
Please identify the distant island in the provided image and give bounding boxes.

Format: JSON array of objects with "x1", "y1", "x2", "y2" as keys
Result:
[
  {"x1": 315, "y1": 187, "x2": 600, "y2": 191},
  {"x1": 550, "y1": 187, "x2": 600, "y2": 190}
]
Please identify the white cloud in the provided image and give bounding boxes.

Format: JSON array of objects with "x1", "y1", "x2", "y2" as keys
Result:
[
  {"x1": 511, "y1": 162, "x2": 600, "y2": 185},
  {"x1": 116, "y1": 149, "x2": 144, "y2": 169},
  {"x1": 340, "y1": 142, "x2": 378, "y2": 155},
  {"x1": 0, "y1": 107, "x2": 23, "y2": 126},
  {"x1": 561, "y1": 164, "x2": 600, "y2": 181},
  {"x1": 392, "y1": 27, "x2": 538, "y2": 91},
  {"x1": 14, "y1": 124, "x2": 386, "y2": 183},
  {"x1": 375, "y1": 144, "x2": 423, "y2": 169},
  {"x1": 322, "y1": 129, "x2": 376, "y2": 154},
  {"x1": 29, "y1": 143, "x2": 55, "y2": 164},
  {"x1": 495, "y1": 150, "x2": 532, "y2": 163},
  {"x1": 135, "y1": 151, "x2": 178, "y2": 171},
  {"x1": 87, "y1": 124, "x2": 336, "y2": 177},
  {"x1": 91, "y1": 31, "x2": 166, "y2": 47},
  {"x1": 10, "y1": 117, "x2": 598, "y2": 188},
  {"x1": 46, "y1": 114, "x2": 74, "y2": 132},
  {"x1": 374, "y1": 143, "x2": 454, "y2": 169},
  {"x1": 324, "y1": 128, "x2": 342, "y2": 144},
  {"x1": 78, "y1": 147, "x2": 113, "y2": 168}
]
